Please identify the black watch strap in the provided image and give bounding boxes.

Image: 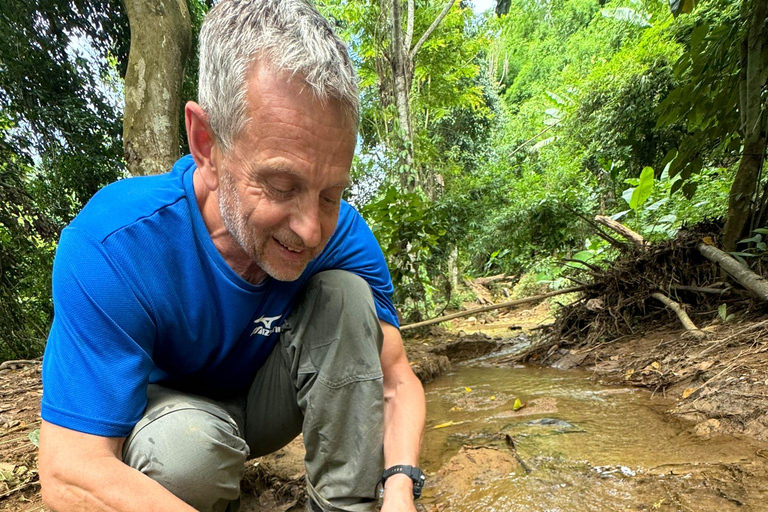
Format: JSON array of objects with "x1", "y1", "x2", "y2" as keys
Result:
[{"x1": 376, "y1": 464, "x2": 426, "y2": 499}]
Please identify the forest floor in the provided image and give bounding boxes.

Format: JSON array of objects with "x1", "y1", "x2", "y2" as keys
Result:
[{"x1": 1, "y1": 295, "x2": 767, "y2": 511}]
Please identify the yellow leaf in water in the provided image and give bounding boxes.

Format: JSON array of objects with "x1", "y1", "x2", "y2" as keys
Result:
[
  {"x1": 513, "y1": 398, "x2": 524, "y2": 411},
  {"x1": 490, "y1": 395, "x2": 496, "y2": 401},
  {"x1": 682, "y1": 388, "x2": 695, "y2": 399},
  {"x1": 433, "y1": 421, "x2": 454, "y2": 429},
  {"x1": 465, "y1": 387, "x2": 472, "y2": 392},
  {"x1": 625, "y1": 369, "x2": 635, "y2": 379}
]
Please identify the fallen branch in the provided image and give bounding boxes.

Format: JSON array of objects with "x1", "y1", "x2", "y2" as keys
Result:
[
  {"x1": 671, "y1": 285, "x2": 731, "y2": 295},
  {"x1": 594, "y1": 215, "x2": 645, "y2": 246},
  {"x1": 0, "y1": 359, "x2": 41, "y2": 371},
  {"x1": 650, "y1": 292, "x2": 706, "y2": 339},
  {"x1": 401, "y1": 286, "x2": 589, "y2": 331},
  {"x1": 697, "y1": 242, "x2": 768, "y2": 301}
]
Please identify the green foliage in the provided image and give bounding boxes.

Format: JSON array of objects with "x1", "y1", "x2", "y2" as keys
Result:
[
  {"x1": 0, "y1": 0, "x2": 132, "y2": 360},
  {"x1": 615, "y1": 163, "x2": 731, "y2": 239},
  {"x1": 361, "y1": 186, "x2": 448, "y2": 320},
  {"x1": 655, "y1": 1, "x2": 743, "y2": 188}
]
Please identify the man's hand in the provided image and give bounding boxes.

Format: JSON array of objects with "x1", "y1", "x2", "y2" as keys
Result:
[{"x1": 380, "y1": 473, "x2": 418, "y2": 512}]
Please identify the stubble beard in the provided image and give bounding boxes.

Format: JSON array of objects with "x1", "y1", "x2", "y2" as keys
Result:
[{"x1": 217, "y1": 169, "x2": 313, "y2": 282}]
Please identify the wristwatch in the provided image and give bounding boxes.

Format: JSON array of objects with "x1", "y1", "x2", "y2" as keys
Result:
[{"x1": 376, "y1": 465, "x2": 426, "y2": 499}]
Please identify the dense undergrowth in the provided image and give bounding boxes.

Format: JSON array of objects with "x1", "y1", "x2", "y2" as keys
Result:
[{"x1": 2, "y1": 0, "x2": 765, "y2": 359}]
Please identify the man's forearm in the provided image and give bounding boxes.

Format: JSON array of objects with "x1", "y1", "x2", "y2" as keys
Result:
[
  {"x1": 378, "y1": 322, "x2": 426, "y2": 511},
  {"x1": 42, "y1": 456, "x2": 196, "y2": 512},
  {"x1": 383, "y1": 368, "x2": 425, "y2": 470},
  {"x1": 40, "y1": 421, "x2": 195, "y2": 512},
  {"x1": 382, "y1": 363, "x2": 426, "y2": 503}
]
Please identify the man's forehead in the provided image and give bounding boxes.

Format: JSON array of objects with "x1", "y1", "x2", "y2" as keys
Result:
[
  {"x1": 254, "y1": 162, "x2": 351, "y2": 189},
  {"x1": 244, "y1": 61, "x2": 355, "y2": 127}
]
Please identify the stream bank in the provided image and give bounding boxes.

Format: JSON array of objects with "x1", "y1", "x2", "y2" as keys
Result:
[{"x1": 1, "y1": 298, "x2": 766, "y2": 511}]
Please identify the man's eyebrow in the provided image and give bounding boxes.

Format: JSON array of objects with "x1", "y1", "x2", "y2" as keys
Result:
[{"x1": 254, "y1": 165, "x2": 351, "y2": 189}]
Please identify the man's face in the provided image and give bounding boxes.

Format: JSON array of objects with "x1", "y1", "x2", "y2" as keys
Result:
[{"x1": 215, "y1": 65, "x2": 356, "y2": 281}]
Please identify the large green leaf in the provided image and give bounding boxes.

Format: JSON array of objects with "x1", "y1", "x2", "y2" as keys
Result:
[{"x1": 629, "y1": 167, "x2": 655, "y2": 210}]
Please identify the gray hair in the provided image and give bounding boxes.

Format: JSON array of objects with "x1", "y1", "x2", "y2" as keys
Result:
[{"x1": 198, "y1": 0, "x2": 359, "y2": 152}]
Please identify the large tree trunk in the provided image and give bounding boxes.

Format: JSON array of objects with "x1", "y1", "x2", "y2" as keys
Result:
[
  {"x1": 123, "y1": 0, "x2": 192, "y2": 176},
  {"x1": 723, "y1": 0, "x2": 768, "y2": 251}
]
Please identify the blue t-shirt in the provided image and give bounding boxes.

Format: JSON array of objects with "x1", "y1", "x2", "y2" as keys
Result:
[{"x1": 41, "y1": 155, "x2": 398, "y2": 437}]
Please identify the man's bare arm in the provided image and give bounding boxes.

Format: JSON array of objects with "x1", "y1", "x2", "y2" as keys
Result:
[
  {"x1": 379, "y1": 321, "x2": 426, "y2": 512},
  {"x1": 39, "y1": 420, "x2": 196, "y2": 512}
]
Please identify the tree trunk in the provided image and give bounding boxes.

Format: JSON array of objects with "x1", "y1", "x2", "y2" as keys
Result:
[
  {"x1": 723, "y1": 0, "x2": 768, "y2": 251},
  {"x1": 123, "y1": 0, "x2": 192, "y2": 176},
  {"x1": 389, "y1": 0, "x2": 415, "y2": 190}
]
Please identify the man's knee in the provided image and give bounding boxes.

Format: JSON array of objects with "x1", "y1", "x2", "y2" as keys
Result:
[
  {"x1": 306, "y1": 270, "x2": 377, "y2": 317},
  {"x1": 123, "y1": 408, "x2": 248, "y2": 511}
]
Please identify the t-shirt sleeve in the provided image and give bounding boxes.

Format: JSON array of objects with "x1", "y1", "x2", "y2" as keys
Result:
[
  {"x1": 310, "y1": 202, "x2": 400, "y2": 328},
  {"x1": 41, "y1": 227, "x2": 156, "y2": 437}
]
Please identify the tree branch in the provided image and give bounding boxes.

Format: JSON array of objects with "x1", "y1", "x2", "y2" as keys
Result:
[
  {"x1": 404, "y1": 0, "x2": 415, "y2": 54},
  {"x1": 409, "y1": 0, "x2": 456, "y2": 60}
]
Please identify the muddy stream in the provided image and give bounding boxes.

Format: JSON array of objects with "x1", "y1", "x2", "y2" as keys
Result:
[{"x1": 419, "y1": 361, "x2": 768, "y2": 511}]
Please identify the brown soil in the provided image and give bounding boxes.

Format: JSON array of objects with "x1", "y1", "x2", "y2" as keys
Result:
[
  {"x1": 3, "y1": 292, "x2": 765, "y2": 510},
  {"x1": 0, "y1": 327, "x2": 511, "y2": 511}
]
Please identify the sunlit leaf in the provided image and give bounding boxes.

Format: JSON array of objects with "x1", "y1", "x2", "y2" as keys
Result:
[{"x1": 629, "y1": 167, "x2": 655, "y2": 210}]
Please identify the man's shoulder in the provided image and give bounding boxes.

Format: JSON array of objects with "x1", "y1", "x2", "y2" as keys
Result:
[{"x1": 70, "y1": 158, "x2": 193, "y2": 243}]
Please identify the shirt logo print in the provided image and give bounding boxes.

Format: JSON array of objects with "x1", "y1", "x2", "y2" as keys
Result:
[{"x1": 251, "y1": 315, "x2": 282, "y2": 337}]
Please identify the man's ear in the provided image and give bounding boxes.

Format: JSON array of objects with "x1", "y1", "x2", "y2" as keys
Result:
[{"x1": 185, "y1": 101, "x2": 219, "y2": 191}]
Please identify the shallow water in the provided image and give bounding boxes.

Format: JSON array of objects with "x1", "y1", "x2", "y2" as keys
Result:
[{"x1": 421, "y1": 364, "x2": 768, "y2": 511}]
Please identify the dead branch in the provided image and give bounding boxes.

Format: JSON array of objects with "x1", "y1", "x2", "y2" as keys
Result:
[
  {"x1": 561, "y1": 258, "x2": 601, "y2": 273},
  {"x1": 698, "y1": 242, "x2": 768, "y2": 301},
  {"x1": 671, "y1": 285, "x2": 731, "y2": 295},
  {"x1": 401, "y1": 286, "x2": 589, "y2": 331},
  {"x1": 650, "y1": 292, "x2": 706, "y2": 339},
  {"x1": 595, "y1": 215, "x2": 645, "y2": 246}
]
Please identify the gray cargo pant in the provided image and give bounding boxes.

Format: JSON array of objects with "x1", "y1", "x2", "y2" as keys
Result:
[{"x1": 122, "y1": 271, "x2": 385, "y2": 512}]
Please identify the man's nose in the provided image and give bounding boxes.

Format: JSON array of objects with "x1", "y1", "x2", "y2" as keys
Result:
[{"x1": 290, "y1": 200, "x2": 323, "y2": 248}]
